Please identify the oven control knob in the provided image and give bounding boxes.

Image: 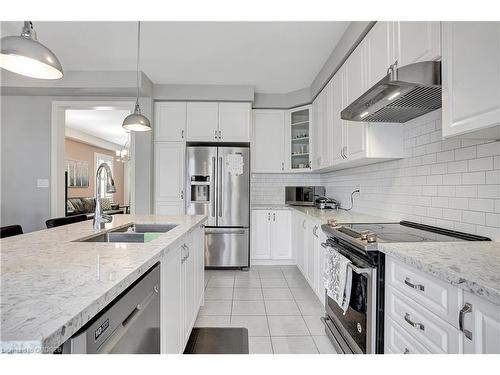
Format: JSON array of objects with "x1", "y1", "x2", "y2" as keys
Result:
[
  {"x1": 366, "y1": 233, "x2": 377, "y2": 243},
  {"x1": 359, "y1": 230, "x2": 370, "y2": 240}
]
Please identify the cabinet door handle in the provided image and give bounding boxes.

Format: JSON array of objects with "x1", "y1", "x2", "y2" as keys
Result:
[
  {"x1": 404, "y1": 313, "x2": 425, "y2": 331},
  {"x1": 218, "y1": 130, "x2": 222, "y2": 140},
  {"x1": 459, "y1": 303, "x2": 473, "y2": 340},
  {"x1": 180, "y1": 190, "x2": 184, "y2": 199},
  {"x1": 214, "y1": 129, "x2": 218, "y2": 139},
  {"x1": 181, "y1": 129, "x2": 184, "y2": 139},
  {"x1": 273, "y1": 213, "x2": 276, "y2": 222},
  {"x1": 268, "y1": 212, "x2": 271, "y2": 221},
  {"x1": 404, "y1": 277, "x2": 425, "y2": 292},
  {"x1": 281, "y1": 162, "x2": 284, "y2": 171}
]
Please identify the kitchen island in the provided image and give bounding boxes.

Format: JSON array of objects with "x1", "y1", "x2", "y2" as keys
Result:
[{"x1": 0, "y1": 214, "x2": 207, "y2": 354}]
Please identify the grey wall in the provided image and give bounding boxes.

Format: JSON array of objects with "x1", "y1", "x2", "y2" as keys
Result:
[
  {"x1": 1, "y1": 96, "x2": 52, "y2": 232},
  {"x1": 154, "y1": 84, "x2": 254, "y2": 102},
  {"x1": 0, "y1": 95, "x2": 153, "y2": 232}
]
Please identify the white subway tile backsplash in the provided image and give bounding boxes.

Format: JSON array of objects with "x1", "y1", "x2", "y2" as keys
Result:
[
  {"x1": 462, "y1": 211, "x2": 486, "y2": 225},
  {"x1": 469, "y1": 198, "x2": 495, "y2": 213},
  {"x1": 320, "y1": 110, "x2": 500, "y2": 240},
  {"x1": 462, "y1": 171, "x2": 486, "y2": 185},
  {"x1": 468, "y1": 157, "x2": 494, "y2": 171},
  {"x1": 454, "y1": 146, "x2": 477, "y2": 161},
  {"x1": 477, "y1": 141, "x2": 500, "y2": 157},
  {"x1": 478, "y1": 185, "x2": 500, "y2": 199}
]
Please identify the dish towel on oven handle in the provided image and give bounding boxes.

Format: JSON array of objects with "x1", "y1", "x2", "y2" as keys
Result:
[{"x1": 324, "y1": 244, "x2": 352, "y2": 314}]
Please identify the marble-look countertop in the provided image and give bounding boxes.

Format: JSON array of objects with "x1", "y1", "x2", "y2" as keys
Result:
[
  {"x1": 380, "y1": 242, "x2": 500, "y2": 306},
  {"x1": 251, "y1": 204, "x2": 393, "y2": 224},
  {"x1": 0, "y1": 214, "x2": 207, "y2": 353}
]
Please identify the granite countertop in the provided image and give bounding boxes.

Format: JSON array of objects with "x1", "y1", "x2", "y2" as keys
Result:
[
  {"x1": 251, "y1": 204, "x2": 393, "y2": 224},
  {"x1": 380, "y1": 241, "x2": 500, "y2": 306},
  {"x1": 0, "y1": 214, "x2": 207, "y2": 353}
]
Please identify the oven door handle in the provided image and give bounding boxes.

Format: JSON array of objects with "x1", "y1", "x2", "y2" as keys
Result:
[{"x1": 321, "y1": 242, "x2": 373, "y2": 275}]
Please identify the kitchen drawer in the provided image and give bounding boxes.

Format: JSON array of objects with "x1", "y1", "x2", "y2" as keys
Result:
[
  {"x1": 386, "y1": 285, "x2": 462, "y2": 353},
  {"x1": 385, "y1": 316, "x2": 431, "y2": 354},
  {"x1": 386, "y1": 257, "x2": 462, "y2": 327}
]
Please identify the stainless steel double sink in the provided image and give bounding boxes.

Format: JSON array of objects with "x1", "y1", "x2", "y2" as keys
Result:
[{"x1": 75, "y1": 223, "x2": 179, "y2": 243}]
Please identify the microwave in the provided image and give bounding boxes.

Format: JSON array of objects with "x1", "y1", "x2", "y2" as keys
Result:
[{"x1": 285, "y1": 186, "x2": 325, "y2": 206}]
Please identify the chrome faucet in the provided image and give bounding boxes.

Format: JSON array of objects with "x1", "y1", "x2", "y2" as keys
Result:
[{"x1": 94, "y1": 162, "x2": 116, "y2": 230}]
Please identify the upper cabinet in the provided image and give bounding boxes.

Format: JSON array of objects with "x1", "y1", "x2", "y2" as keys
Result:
[
  {"x1": 442, "y1": 22, "x2": 500, "y2": 139},
  {"x1": 290, "y1": 105, "x2": 312, "y2": 171},
  {"x1": 365, "y1": 21, "x2": 395, "y2": 87},
  {"x1": 252, "y1": 109, "x2": 287, "y2": 173},
  {"x1": 155, "y1": 102, "x2": 187, "y2": 142},
  {"x1": 394, "y1": 22, "x2": 441, "y2": 67},
  {"x1": 218, "y1": 102, "x2": 252, "y2": 142},
  {"x1": 186, "y1": 102, "x2": 219, "y2": 141},
  {"x1": 187, "y1": 102, "x2": 252, "y2": 142}
]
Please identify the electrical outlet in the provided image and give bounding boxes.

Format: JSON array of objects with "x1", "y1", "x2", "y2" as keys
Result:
[{"x1": 355, "y1": 184, "x2": 361, "y2": 197}]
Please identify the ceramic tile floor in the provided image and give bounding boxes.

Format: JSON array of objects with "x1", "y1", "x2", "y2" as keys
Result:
[{"x1": 194, "y1": 265, "x2": 338, "y2": 354}]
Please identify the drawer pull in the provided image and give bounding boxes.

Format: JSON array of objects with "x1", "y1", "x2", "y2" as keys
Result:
[
  {"x1": 404, "y1": 313, "x2": 425, "y2": 331},
  {"x1": 404, "y1": 277, "x2": 425, "y2": 292},
  {"x1": 459, "y1": 303, "x2": 473, "y2": 341},
  {"x1": 404, "y1": 348, "x2": 410, "y2": 354}
]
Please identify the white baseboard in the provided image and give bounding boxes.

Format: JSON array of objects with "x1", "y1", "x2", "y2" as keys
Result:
[{"x1": 250, "y1": 259, "x2": 296, "y2": 266}]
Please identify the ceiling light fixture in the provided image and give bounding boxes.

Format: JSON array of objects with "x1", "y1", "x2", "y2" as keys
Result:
[
  {"x1": 122, "y1": 21, "x2": 151, "y2": 132},
  {"x1": 0, "y1": 21, "x2": 63, "y2": 79}
]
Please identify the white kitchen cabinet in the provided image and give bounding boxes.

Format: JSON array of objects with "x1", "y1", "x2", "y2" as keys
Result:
[
  {"x1": 161, "y1": 227, "x2": 205, "y2": 354},
  {"x1": 161, "y1": 243, "x2": 182, "y2": 354},
  {"x1": 365, "y1": 21, "x2": 394, "y2": 87},
  {"x1": 154, "y1": 102, "x2": 186, "y2": 142},
  {"x1": 252, "y1": 110, "x2": 287, "y2": 173},
  {"x1": 154, "y1": 142, "x2": 185, "y2": 212},
  {"x1": 331, "y1": 69, "x2": 345, "y2": 166},
  {"x1": 442, "y1": 22, "x2": 500, "y2": 139},
  {"x1": 289, "y1": 106, "x2": 312, "y2": 171},
  {"x1": 306, "y1": 222, "x2": 320, "y2": 286},
  {"x1": 395, "y1": 22, "x2": 441, "y2": 68},
  {"x1": 314, "y1": 229, "x2": 327, "y2": 305},
  {"x1": 462, "y1": 292, "x2": 500, "y2": 354},
  {"x1": 271, "y1": 210, "x2": 292, "y2": 260},
  {"x1": 250, "y1": 209, "x2": 292, "y2": 262},
  {"x1": 154, "y1": 201, "x2": 185, "y2": 215},
  {"x1": 251, "y1": 210, "x2": 272, "y2": 259},
  {"x1": 186, "y1": 102, "x2": 219, "y2": 141},
  {"x1": 293, "y1": 213, "x2": 308, "y2": 274},
  {"x1": 218, "y1": 102, "x2": 251, "y2": 142}
]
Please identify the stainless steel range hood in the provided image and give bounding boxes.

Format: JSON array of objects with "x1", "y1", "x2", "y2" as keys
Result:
[{"x1": 341, "y1": 61, "x2": 442, "y2": 123}]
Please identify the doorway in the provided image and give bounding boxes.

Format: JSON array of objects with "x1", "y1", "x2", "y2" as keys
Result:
[{"x1": 51, "y1": 101, "x2": 135, "y2": 218}]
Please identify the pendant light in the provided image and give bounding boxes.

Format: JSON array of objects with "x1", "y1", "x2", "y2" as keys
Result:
[
  {"x1": 0, "y1": 21, "x2": 63, "y2": 79},
  {"x1": 122, "y1": 21, "x2": 151, "y2": 132}
]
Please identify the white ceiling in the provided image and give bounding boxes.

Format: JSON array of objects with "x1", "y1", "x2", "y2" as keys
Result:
[
  {"x1": 1, "y1": 21, "x2": 350, "y2": 93},
  {"x1": 65, "y1": 109, "x2": 131, "y2": 145}
]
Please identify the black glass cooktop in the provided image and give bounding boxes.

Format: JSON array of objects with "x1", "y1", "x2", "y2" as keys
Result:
[{"x1": 345, "y1": 221, "x2": 491, "y2": 243}]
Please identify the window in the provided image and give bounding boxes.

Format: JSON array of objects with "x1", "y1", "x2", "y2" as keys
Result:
[{"x1": 94, "y1": 153, "x2": 114, "y2": 199}]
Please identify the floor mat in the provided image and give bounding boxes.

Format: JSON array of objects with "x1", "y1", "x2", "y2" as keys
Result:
[{"x1": 184, "y1": 327, "x2": 249, "y2": 354}]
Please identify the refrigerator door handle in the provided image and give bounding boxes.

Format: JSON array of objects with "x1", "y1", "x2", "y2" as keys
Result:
[
  {"x1": 211, "y1": 156, "x2": 216, "y2": 217},
  {"x1": 218, "y1": 156, "x2": 223, "y2": 218}
]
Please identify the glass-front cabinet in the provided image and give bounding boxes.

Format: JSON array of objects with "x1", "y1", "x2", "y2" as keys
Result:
[{"x1": 289, "y1": 105, "x2": 311, "y2": 171}]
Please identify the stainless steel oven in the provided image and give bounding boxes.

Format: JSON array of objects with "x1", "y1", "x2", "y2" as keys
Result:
[{"x1": 321, "y1": 238, "x2": 379, "y2": 354}]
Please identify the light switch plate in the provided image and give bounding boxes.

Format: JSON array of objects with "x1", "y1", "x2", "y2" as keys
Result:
[{"x1": 37, "y1": 179, "x2": 49, "y2": 188}]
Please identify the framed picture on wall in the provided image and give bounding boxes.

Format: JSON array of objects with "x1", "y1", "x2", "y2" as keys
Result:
[{"x1": 66, "y1": 159, "x2": 89, "y2": 188}]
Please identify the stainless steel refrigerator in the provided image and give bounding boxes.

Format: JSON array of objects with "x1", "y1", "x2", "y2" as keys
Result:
[{"x1": 186, "y1": 146, "x2": 250, "y2": 268}]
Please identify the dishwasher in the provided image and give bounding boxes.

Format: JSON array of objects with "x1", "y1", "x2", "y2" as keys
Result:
[{"x1": 62, "y1": 263, "x2": 160, "y2": 354}]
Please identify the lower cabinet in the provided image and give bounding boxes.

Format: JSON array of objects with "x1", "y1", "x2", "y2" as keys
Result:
[
  {"x1": 294, "y1": 213, "x2": 326, "y2": 306},
  {"x1": 251, "y1": 209, "x2": 292, "y2": 262},
  {"x1": 385, "y1": 255, "x2": 500, "y2": 354},
  {"x1": 161, "y1": 225, "x2": 204, "y2": 354},
  {"x1": 462, "y1": 291, "x2": 500, "y2": 354}
]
